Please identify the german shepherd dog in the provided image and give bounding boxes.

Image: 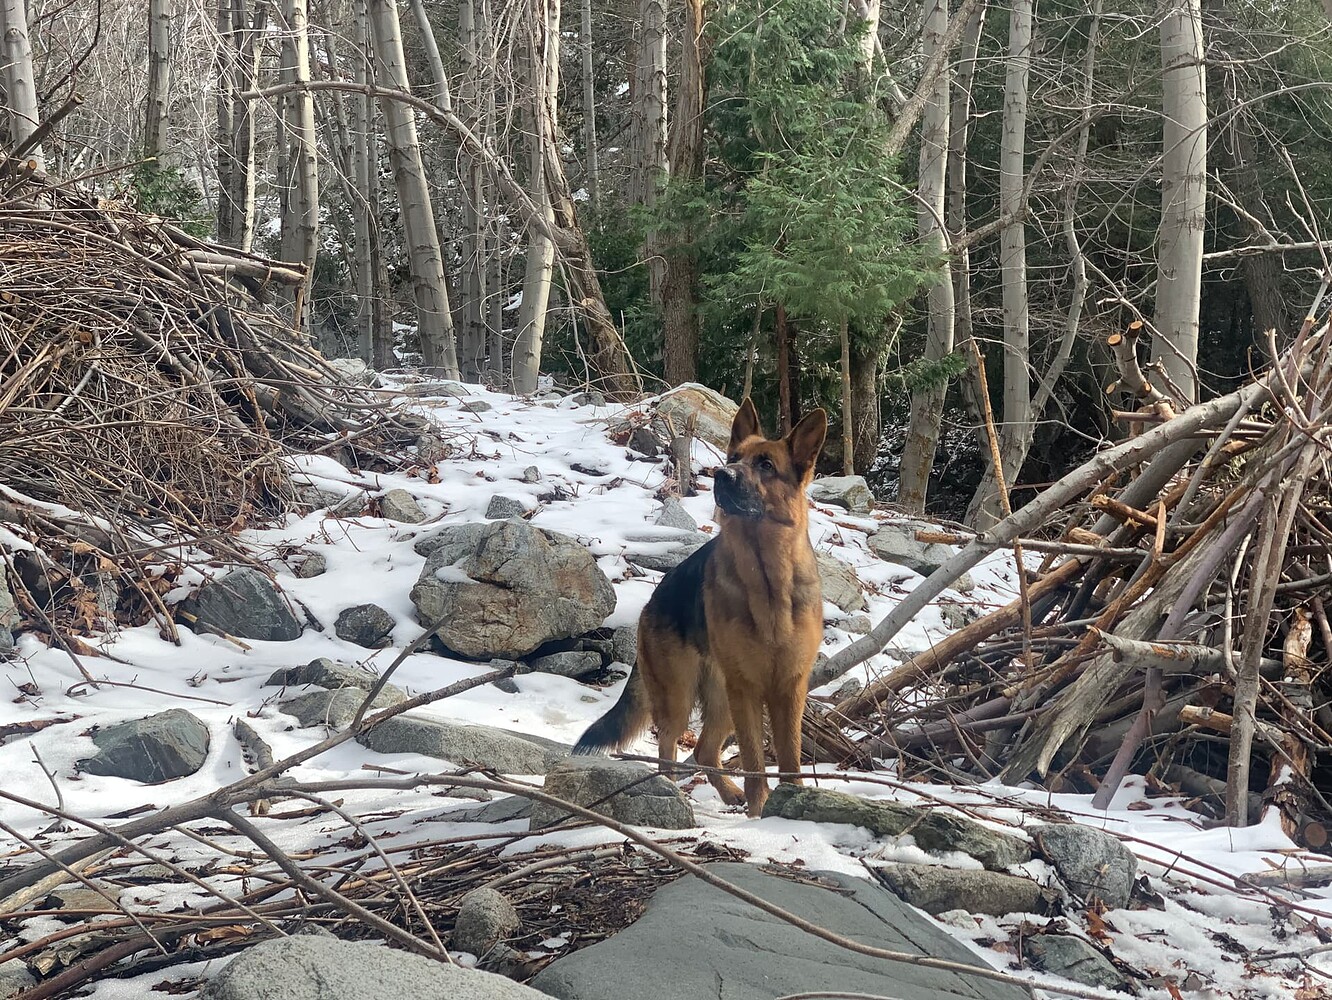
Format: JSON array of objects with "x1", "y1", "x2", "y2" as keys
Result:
[{"x1": 575, "y1": 399, "x2": 827, "y2": 816}]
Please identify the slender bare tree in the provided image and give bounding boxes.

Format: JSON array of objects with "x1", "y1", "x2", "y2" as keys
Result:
[
  {"x1": 1152, "y1": 0, "x2": 1207, "y2": 404},
  {"x1": 512, "y1": 0, "x2": 559, "y2": 395},
  {"x1": 365, "y1": 0, "x2": 461, "y2": 377},
  {"x1": 216, "y1": 0, "x2": 264, "y2": 251},
  {"x1": 579, "y1": 0, "x2": 601, "y2": 216},
  {"x1": 1, "y1": 0, "x2": 42, "y2": 166},
  {"x1": 897, "y1": 0, "x2": 954, "y2": 514},
  {"x1": 278, "y1": 0, "x2": 320, "y2": 299},
  {"x1": 145, "y1": 0, "x2": 174, "y2": 159}
]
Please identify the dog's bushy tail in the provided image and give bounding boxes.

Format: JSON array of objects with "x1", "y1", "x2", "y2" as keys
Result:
[{"x1": 573, "y1": 669, "x2": 650, "y2": 755}]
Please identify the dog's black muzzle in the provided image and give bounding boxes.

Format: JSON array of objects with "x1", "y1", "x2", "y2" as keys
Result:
[{"x1": 714, "y1": 466, "x2": 765, "y2": 519}]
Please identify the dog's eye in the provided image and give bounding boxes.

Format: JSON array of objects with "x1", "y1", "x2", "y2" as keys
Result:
[
  {"x1": 758, "y1": 457, "x2": 775, "y2": 473},
  {"x1": 727, "y1": 454, "x2": 738, "y2": 464}
]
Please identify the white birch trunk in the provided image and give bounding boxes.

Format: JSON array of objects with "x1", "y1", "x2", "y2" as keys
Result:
[
  {"x1": 278, "y1": 0, "x2": 319, "y2": 295},
  {"x1": 580, "y1": 0, "x2": 600, "y2": 215},
  {"x1": 1153, "y1": 0, "x2": 1207, "y2": 404},
  {"x1": 1, "y1": 0, "x2": 42, "y2": 168},
  {"x1": 145, "y1": 0, "x2": 174, "y2": 159},
  {"x1": 366, "y1": 0, "x2": 461, "y2": 377},
  {"x1": 513, "y1": 0, "x2": 559, "y2": 395},
  {"x1": 217, "y1": 0, "x2": 262, "y2": 251},
  {"x1": 967, "y1": 0, "x2": 1033, "y2": 528},
  {"x1": 896, "y1": 0, "x2": 954, "y2": 514}
]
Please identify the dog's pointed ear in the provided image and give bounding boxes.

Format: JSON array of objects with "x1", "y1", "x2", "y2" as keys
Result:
[
  {"x1": 729, "y1": 397, "x2": 762, "y2": 451},
  {"x1": 786, "y1": 408, "x2": 827, "y2": 475}
]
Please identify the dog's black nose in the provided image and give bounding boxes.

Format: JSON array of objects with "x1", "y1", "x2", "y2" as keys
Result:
[{"x1": 715, "y1": 466, "x2": 735, "y2": 484}]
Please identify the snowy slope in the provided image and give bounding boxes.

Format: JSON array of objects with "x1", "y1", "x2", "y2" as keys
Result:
[{"x1": 0, "y1": 380, "x2": 1327, "y2": 1000}]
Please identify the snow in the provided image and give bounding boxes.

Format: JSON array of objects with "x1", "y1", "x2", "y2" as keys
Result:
[{"x1": 0, "y1": 379, "x2": 1326, "y2": 999}]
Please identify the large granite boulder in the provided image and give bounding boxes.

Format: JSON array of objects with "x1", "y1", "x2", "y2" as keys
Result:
[{"x1": 178, "y1": 568, "x2": 302, "y2": 642}]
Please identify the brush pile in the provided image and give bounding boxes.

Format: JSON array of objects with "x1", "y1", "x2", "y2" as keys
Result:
[
  {"x1": 0, "y1": 164, "x2": 440, "y2": 642},
  {"x1": 823, "y1": 297, "x2": 1332, "y2": 846}
]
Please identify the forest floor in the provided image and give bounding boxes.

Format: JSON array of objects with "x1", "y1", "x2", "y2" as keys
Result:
[{"x1": 0, "y1": 381, "x2": 1327, "y2": 1000}]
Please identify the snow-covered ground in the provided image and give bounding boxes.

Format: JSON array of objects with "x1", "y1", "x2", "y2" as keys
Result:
[{"x1": 1, "y1": 381, "x2": 1328, "y2": 999}]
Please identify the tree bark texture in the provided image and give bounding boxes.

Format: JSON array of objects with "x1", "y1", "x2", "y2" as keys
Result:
[
  {"x1": 278, "y1": 0, "x2": 320, "y2": 296},
  {"x1": 145, "y1": 0, "x2": 174, "y2": 159},
  {"x1": 1152, "y1": 0, "x2": 1207, "y2": 404},
  {"x1": 897, "y1": 0, "x2": 954, "y2": 514},
  {"x1": 660, "y1": 0, "x2": 706, "y2": 386},
  {"x1": 365, "y1": 0, "x2": 460, "y2": 377},
  {"x1": 217, "y1": 0, "x2": 263, "y2": 251},
  {"x1": 579, "y1": 0, "x2": 601, "y2": 215},
  {"x1": 1, "y1": 0, "x2": 42, "y2": 168}
]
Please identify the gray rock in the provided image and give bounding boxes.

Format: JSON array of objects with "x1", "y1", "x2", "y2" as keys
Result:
[
  {"x1": 461, "y1": 399, "x2": 493, "y2": 413},
  {"x1": 408, "y1": 381, "x2": 470, "y2": 398},
  {"x1": 416, "y1": 432, "x2": 450, "y2": 464},
  {"x1": 0, "y1": 562, "x2": 21, "y2": 634},
  {"x1": 876, "y1": 864, "x2": 1049, "y2": 917},
  {"x1": 202, "y1": 934, "x2": 549, "y2": 1000},
  {"x1": 359, "y1": 715, "x2": 568, "y2": 774},
  {"x1": 528, "y1": 650, "x2": 602, "y2": 678},
  {"x1": 485, "y1": 495, "x2": 528, "y2": 520},
  {"x1": 334, "y1": 603, "x2": 396, "y2": 648},
  {"x1": 281, "y1": 687, "x2": 405, "y2": 729},
  {"x1": 1035, "y1": 824, "x2": 1137, "y2": 910},
  {"x1": 612, "y1": 625, "x2": 637, "y2": 666},
  {"x1": 810, "y1": 475, "x2": 875, "y2": 513},
  {"x1": 627, "y1": 534, "x2": 710, "y2": 572},
  {"x1": 531, "y1": 757, "x2": 695, "y2": 830},
  {"x1": 266, "y1": 658, "x2": 394, "y2": 694},
  {"x1": 654, "y1": 497, "x2": 698, "y2": 532},
  {"x1": 327, "y1": 357, "x2": 374, "y2": 386},
  {"x1": 179, "y1": 567, "x2": 302, "y2": 642},
  {"x1": 844, "y1": 614, "x2": 872, "y2": 634},
  {"x1": 454, "y1": 888, "x2": 521, "y2": 956},
  {"x1": 530, "y1": 862, "x2": 1030, "y2": 1000},
  {"x1": 413, "y1": 521, "x2": 488, "y2": 559},
  {"x1": 521, "y1": 466, "x2": 542, "y2": 484},
  {"x1": 1023, "y1": 935, "x2": 1130, "y2": 991},
  {"x1": 868, "y1": 522, "x2": 974, "y2": 592},
  {"x1": 627, "y1": 426, "x2": 660, "y2": 456},
  {"x1": 651, "y1": 384, "x2": 740, "y2": 452},
  {"x1": 410, "y1": 520, "x2": 616, "y2": 660},
  {"x1": 938, "y1": 598, "x2": 979, "y2": 631},
  {"x1": 492, "y1": 676, "x2": 521, "y2": 694},
  {"x1": 78, "y1": 709, "x2": 210, "y2": 784},
  {"x1": 763, "y1": 785, "x2": 1030, "y2": 870},
  {"x1": 0, "y1": 959, "x2": 34, "y2": 999},
  {"x1": 816, "y1": 552, "x2": 867, "y2": 613},
  {"x1": 379, "y1": 489, "x2": 427, "y2": 524},
  {"x1": 571, "y1": 391, "x2": 606, "y2": 408},
  {"x1": 437, "y1": 795, "x2": 534, "y2": 824},
  {"x1": 293, "y1": 551, "x2": 327, "y2": 578}
]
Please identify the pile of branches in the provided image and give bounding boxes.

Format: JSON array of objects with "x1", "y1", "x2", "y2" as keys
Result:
[
  {"x1": 0, "y1": 162, "x2": 435, "y2": 640},
  {"x1": 821, "y1": 295, "x2": 1332, "y2": 847}
]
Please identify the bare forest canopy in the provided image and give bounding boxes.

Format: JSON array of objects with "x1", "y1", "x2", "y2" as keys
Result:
[{"x1": 6, "y1": 0, "x2": 1332, "y2": 842}]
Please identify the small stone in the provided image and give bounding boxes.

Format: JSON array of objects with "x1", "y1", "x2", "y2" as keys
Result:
[
  {"x1": 876, "y1": 865, "x2": 1049, "y2": 917},
  {"x1": 531, "y1": 757, "x2": 695, "y2": 830},
  {"x1": 815, "y1": 552, "x2": 866, "y2": 613},
  {"x1": 461, "y1": 399, "x2": 493, "y2": 413},
  {"x1": 266, "y1": 658, "x2": 394, "y2": 694},
  {"x1": 1022, "y1": 934, "x2": 1131, "y2": 991},
  {"x1": 334, "y1": 603, "x2": 396, "y2": 648},
  {"x1": 528, "y1": 650, "x2": 602, "y2": 678},
  {"x1": 453, "y1": 888, "x2": 521, "y2": 957},
  {"x1": 281, "y1": 687, "x2": 404, "y2": 729},
  {"x1": 78, "y1": 709, "x2": 210, "y2": 784},
  {"x1": 809, "y1": 475, "x2": 875, "y2": 513},
  {"x1": 1035, "y1": 824, "x2": 1138, "y2": 910},
  {"x1": 612, "y1": 625, "x2": 637, "y2": 666},
  {"x1": 628, "y1": 535, "x2": 710, "y2": 572},
  {"x1": 628, "y1": 426, "x2": 660, "y2": 456},
  {"x1": 327, "y1": 357, "x2": 373, "y2": 385},
  {"x1": 292, "y1": 551, "x2": 327, "y2": 578},
  {"x1": 379, "y1": 489, "x2": 426, "y2": 524},
  {"x1": 416, "y1": 432, "x2": 450, "y2": 464},
  {"x1": 359, "y1": 715, "x2": 569, "y2": 774},
  {"x1": 654, "y1": 498, "x2": 698, "y2": 532},
  {"x1": 0, "y1": 959, "x2": 35, "y2": 999},
  {"x1": 572, "y1": 391, "x2": 606, "y2": 408},
  {"x1": 843, "y1": 614, "x2": 872, "y2": 634},
  {"x1": 938, "y1": 598, "x2": 979, "y2": 631},
  {"x1": 521, "y1": 466, "x2": 542, "y2": 484},
  {"x1": 831, "y1": 678, "x2": 862, "y2": 701},
  {"x1": 868, "y1": 522, "x2": 974, "y2": 592},
  {"x1": 409, "y1": 381, "x2": 470, "y2": 398},
  {"x1": 493, "y1": 676, "x2": 521, "y2": 694},
  {"x1": 486, "y1": 495, "x2": 529, "y2": 520},
  {"x1": 178, "y1": 567, "x2": 302, "y2": 642},
  {"x1": 437, "y1": 795, "x2": 534, "y2": 824}
]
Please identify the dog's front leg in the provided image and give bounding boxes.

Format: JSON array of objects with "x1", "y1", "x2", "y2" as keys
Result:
[
  {"x1": 726, "y1": 682, "x2": 769, "y2": 816},
  {"x1": 767, "y1": 680, "x2": 807, "y2": 791}
]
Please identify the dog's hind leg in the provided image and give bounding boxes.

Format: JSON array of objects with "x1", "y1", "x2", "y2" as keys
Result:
[{"x1": 638, "y1": 637, "x2": 698, "y2": 778}]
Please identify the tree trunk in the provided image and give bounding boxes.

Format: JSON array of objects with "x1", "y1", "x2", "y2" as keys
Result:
[
  {"x1": 629, "y1": 0, "x2": 668, "y2": 208},
  {"x1": 513, "y1": 0, "x2": 558, "y2": 395},
  {"x1": 896, "y1": 0, "x2": 954, "y2": 515},
  {"x1": 1, "y1": 0, "x2": 42, "y2": 168},
  {"x1": 661, "y1": 0, "x2": 706, "y2": 386},
  {"x1": 967, "y1": 0, "x2": 1032, "y2": 528},
  {"x1": 1152, "y1": 0, "x2": 1207, "y2": 404},
  {"x1": 776, "y1": 304, "x2": 791, "y2": 435},
  {"x1": 850, "y1": 338, "x2": 881, "y2": 473},
  {"x1": 579, "y1": 0, "x2": 600, "y2": 216},
  {"x1": 217, "y1": 0, "x2": 262, "y2": 251},
  {"x1": 365, "y1": 0, "x2": 461, "y2": 378},
  {"x1": 278, "y1": 0, "x2": 319, "y2": 311},
  {"x1": 215, "y1": 0, "x2": 236, "y2": 233},
  {"x1": 839, "y1": 316, "x2": 854, "y2": 476},
  {"x1": 145, "y1": 0, "x2": 173, "y2": 159},
  {"x1": 461, "y1": 0, "x2": 498, "y2": 382},
  {"x1": 947, "y1": 4, "x2": 986, "y2": 439}
]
